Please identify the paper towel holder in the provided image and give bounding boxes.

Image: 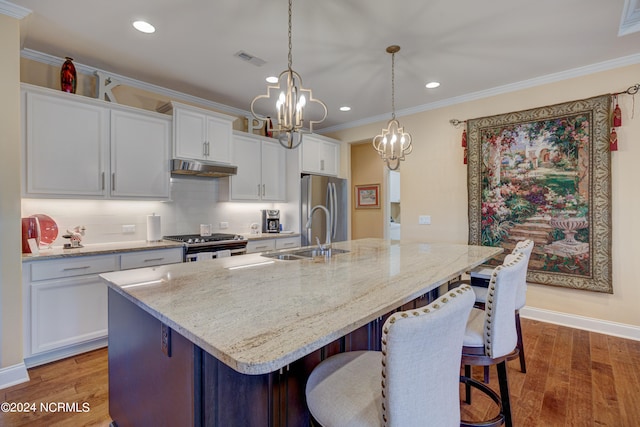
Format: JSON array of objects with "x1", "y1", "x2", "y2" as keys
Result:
[{"x1": 147, "y1": 213, "x2": 162, "y2": 242}]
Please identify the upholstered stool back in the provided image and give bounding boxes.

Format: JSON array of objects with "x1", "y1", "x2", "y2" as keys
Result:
[
  {"x1": 511, "y1": 240, "x2": 533, "y2": 310},
  {"x1": 305, "y1": 285, "x2": 475, "y2": 427},
  {"x1": 479, "y1": 252, "x2": 526, "y2": 359},
  {"x1": 382, "y1": 285, "x2": 475, "y2": 426}
]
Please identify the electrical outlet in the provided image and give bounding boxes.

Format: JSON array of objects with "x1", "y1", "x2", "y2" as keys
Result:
[
  {"x1": 418, "y1": 215, "x2": 431, "y2": 225},
  {"x1": 219, "y1": 221, "x2": 229, "y2": 229},
  {"x1": 122, "y1": 224, "x2": 136, "y2": 233}
]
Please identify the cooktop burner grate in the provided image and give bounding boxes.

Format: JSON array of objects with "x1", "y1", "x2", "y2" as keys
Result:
[{"x1": 164, "y1": 233, "x2": 245, "y2": 243}]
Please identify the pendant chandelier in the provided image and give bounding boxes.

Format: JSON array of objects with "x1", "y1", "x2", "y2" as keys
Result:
[
  {"x1": 372, "y1": 45, "x2": 412, "y2": 170},
  {"x1": 250, "y1": 0, "x2": 327, "y2": 149}
]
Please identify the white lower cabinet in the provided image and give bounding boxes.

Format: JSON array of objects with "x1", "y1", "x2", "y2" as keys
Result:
[
  {"x1": 275, "y1": 236, "x2": 301, "y2": 250},
  {"x1": 23, "y1": 247, "x2": 183, "y2": 367},
  {"x1": 246, "y1": 239, "x2": 276, "y2": 254},
  {"x1": 31, "y1": 274, "x2": 109, "y2": 356},
  {"x1": 246, "y1": 236, "x2": 301, "y2": 254}
]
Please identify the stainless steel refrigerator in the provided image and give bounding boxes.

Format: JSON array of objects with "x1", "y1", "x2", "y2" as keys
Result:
[{"x1": 301, "y1": 174, "x2": 348, "y2": 247}]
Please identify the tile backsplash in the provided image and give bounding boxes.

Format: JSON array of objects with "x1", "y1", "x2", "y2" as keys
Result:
[{"x1": 22, "y1": 176, "x2": 299, "y2": 247}]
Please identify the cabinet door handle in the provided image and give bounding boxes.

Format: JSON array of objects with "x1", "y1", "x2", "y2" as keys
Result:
[
  {"x1": 255, "y1": 245, "x2": 268, "y2": 250},
  {"x1": 206, "y1": 141, "x2": 210, "y2": 156},
  {"x1": 262, "y1": 184, "x2": 265, "y2": 197},
  {"x1": 144, "y1": 258, "x2": 164, "y2": 263},
  {"x1": 112, "y1": 172, "x2": 116, "y2": 191},
  {"x1": 101, "y1": 172, "x2": 105, "y2": 190},
  {"x1": 320, "y1": 159, "x2": 325, "y2": 171},
  {"x1": 62, "y1": 266, "x2": 91, "y2": 271},
  {"x1": 257, "y1": 184, "x2": 261, "y2": 197}
]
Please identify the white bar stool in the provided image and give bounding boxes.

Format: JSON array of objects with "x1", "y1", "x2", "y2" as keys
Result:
[{"x1": 305, "y1": 285, "x2": 476, "y2": 427}]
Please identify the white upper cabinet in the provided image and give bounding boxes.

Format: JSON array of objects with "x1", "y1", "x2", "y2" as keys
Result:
[
  {"x1": 261, "y1": 139, "x2": 286, "y2": 200},
  {"x1": 22, "y1": 84, "x2": 171, "y2": 200},
  {"x1": 171, "y1": 101, "x2": 234, "y2": 164},
  {"x1": 300, "y1": 134, "x2": 340, "y2": 176},
  {"x1": 110, "y1": 109, "x2": 171, "y2": 199},
  {"x1": 221, "y1": 133, "x2": 286, "y2": 201},
  {"x1": 24, "y1": 89, "x2": 109, "y2": 197},
  {"x1": 228, "y1": 134, "x2": 262, "y2": 200}
]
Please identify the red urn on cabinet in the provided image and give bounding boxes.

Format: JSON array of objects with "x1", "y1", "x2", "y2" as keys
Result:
[{"x1": 60, "y1": 57, "x2": 77, "y2": 93}]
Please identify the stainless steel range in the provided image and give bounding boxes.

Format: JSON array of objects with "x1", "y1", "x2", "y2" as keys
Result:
[{"x1": 164, "y1": 233, "x2": 247, "y2": 262}]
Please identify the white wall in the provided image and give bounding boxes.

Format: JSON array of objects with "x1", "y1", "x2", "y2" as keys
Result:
[{"x1": 0, "y1": 13, "x2": 24, "y2": 372}]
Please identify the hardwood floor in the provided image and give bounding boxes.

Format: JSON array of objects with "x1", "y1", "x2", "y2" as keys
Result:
[
  {"x1": 0, "y1": 349, "x2": 110, "y2": 427},
  {"x1": 460, "y1": 319, "x2": 640, "y2": 427},
  {"x1": 1, "y1": 318, "x2": 638, "y2": 426}
]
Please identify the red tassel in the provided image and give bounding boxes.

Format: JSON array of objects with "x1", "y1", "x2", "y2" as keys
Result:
[
  {"x1": 463, "y1": 148, "x2": 468, "y2": 164},
  {"x1": 461, "y1": 129, "x2": 467, "y2": 147},
  {"x1": 613, "y1": 102, "x2": 622, "y2": 127},
  {"x1": 610, "y1": 128, "x2": 618, "y2": 151}
]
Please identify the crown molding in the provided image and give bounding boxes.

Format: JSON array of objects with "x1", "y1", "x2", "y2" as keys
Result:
[
  {"x1": 619, "y1": 0, "x2": 640, "y2": 36},
  {"x1": 0, "y1": 0, "x2": 31, "y2": 19},
  {"x1": 319, "y1": 53, "x2": 640, "y2": 135},
  {"x1": 21, "y1": 48, "x2": 640, "y2": 136},
  {"x1": 20, "y1": 48, "x2": 251, "y2": 119}
]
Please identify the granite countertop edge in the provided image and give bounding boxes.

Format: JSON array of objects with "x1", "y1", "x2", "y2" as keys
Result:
[{"x1": 22, "y1": 240, "x2": 184, "y2": 262}]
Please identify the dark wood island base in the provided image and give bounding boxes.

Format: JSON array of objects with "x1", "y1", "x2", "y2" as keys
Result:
[{"x1": 107, "y1": 288, "x2": 436, "y2": 426}]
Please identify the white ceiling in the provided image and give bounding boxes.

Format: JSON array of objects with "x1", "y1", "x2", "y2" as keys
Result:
[{"x1": 7, "y1": 0, "x2": 640, "y2": 132}]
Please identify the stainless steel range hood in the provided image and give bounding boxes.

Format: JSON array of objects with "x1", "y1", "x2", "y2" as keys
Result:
[{"x1": 171, "y1": 159, "x2": 237, "y2": 178}]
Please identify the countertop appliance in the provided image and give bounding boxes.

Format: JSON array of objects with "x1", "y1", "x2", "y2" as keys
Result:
[
  {"x1": 163, "y1": 233, "x2": 247, "y2": 262},
  {"x1": 301, "y1": 175, "x2": 347, "y2": 247},
  {"x1": 261, "y1": 209, "x2": 280, "y2": 233}
]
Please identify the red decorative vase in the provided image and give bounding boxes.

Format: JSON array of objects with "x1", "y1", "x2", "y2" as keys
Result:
[{"x1": 60, "y1": 57, "x2": 77, "y2": 94}]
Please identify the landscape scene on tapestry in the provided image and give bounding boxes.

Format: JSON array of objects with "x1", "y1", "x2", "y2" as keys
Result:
[{"x1": 480, "y1": 113, "x2": 591, "y2": 277}]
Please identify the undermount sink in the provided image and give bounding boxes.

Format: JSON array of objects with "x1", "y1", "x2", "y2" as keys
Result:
[
  {"x1": 261, "y1": 247, "x2": 350, "y2": 261},
  {"x1": 263, "y1": 253, "x2": 308, "y2": 261}
]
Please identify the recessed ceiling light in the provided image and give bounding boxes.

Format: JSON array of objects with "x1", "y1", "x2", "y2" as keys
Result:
[
  {"x1": 266, "y1": 76, "x2": 279, "y2": 84},
  {"x1": 339, "y1": 106, "x2": 351, "y2": 112},
  {"x1": 133, "y1": 20, "x2": 155, "y2": 34},
  {"x1": 425, "y1": 81, "x2": 440, "y2": 89}
]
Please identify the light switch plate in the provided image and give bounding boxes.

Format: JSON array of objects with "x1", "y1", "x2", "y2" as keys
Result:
[
  {"x1": 220, "y1": 222, "x2": 229, "y2": 229},
  {"x1": 418, "y1": 215, "x2": 431, "y2": 225}
]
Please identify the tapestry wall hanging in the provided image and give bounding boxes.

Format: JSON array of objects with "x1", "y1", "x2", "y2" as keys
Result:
[{"x1": 467, "y1": 95, "x2": 612, "y2": 293}]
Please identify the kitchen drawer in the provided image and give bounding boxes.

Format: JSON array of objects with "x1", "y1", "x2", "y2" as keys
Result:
[
  {"x1": 246, "y1": 239, "x2": 276, "y2": 254},
  {"x1": 30, "y1": 254, "x2": 118, "y2": 281},
  {"x1": 275, "y1": 237, "x2": 301, "y2": 250},
  {"x1": 120, "y1": 248, "x2": 183, "y2": 270}
]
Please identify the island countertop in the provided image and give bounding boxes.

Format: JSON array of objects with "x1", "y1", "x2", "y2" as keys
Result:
[{"x1": 100, "y1": 238, "x2": 502, "y2": 375}]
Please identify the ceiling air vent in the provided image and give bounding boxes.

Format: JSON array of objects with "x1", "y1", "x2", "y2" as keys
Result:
[{"x1": 234, "y1": 50, "x2": 266, "y2": 67}]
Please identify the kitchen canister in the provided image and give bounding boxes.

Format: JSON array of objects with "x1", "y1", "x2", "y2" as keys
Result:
[{"x1": 146, "y1": 214, "x2": 162, "y2": 242}]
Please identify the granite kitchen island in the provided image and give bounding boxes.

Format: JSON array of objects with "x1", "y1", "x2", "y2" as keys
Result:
[{"x1": 100, "y1": 238, "x2": 502, "y2": 426}]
